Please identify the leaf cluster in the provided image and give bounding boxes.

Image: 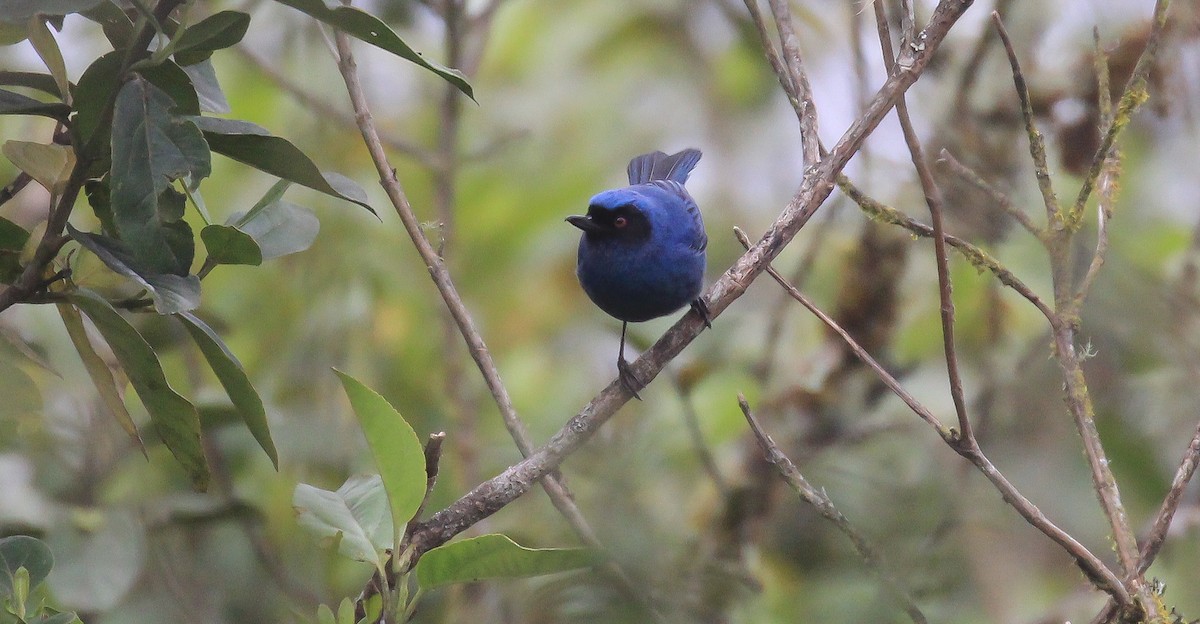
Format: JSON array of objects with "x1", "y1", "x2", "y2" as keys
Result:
[{"x1": 0, "y1": 0, "x2": 469, "y2": 488}]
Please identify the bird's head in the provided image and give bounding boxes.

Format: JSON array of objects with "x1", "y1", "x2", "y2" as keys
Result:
[{"x1": 566, "y1": 189, "x2": 652, "y2": 243}]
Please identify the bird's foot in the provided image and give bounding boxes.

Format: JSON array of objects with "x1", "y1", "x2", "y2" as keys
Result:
[
  {"x1": 691, "y1": 298, "x2": 712, "y2": 329},
  {"x1": 617, "y1": 357, "x2": 643, "y2": 400}
]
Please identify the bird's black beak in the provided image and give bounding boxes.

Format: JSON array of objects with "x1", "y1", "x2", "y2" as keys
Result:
[{"x1": 566, "y1": 214, "x2": 604, "y2": 234}]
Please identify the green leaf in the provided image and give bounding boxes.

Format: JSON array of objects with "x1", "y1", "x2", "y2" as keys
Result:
[
  {"x1": 110, "y1": 76, "x2": 210, "y2": 275},
  {"x1": 181, "y1": 60, "x2": 229, "y2": 114},
  {"x1": 316, "y1": 603, "x2": 336, "y2": 624},
  {"x1": 336, "y1": 597, "x2": 355, "y2": 624},
  {"x1": 293, "y1": 477, "x2": 390, "y2": 566},
  {"x1": 84, "y1": 178, "x2": 116, "y2": 235},
  {"x1": 176, "y1": 311, "x2": 277, "y2": 469},
  {"x1": 57, "y1": 302, "x2": 146, "y2": 457},
  {"x1": 0, "y1": 71, "x2": 62, "y2": 97},
  {"x1": 81, "y1": 1, "x2": 134, "y2": 49},
  {"x1": 235, "y1": 200, "x2": 319, "y2": 260},
  {"x1": 172, "y1": 11, "x2": 250, "y2": 66},
  {"x1": 35, "y1": 612, "x2": 83, "y2": 624},
  {"x1": 0, "y1": 216, "x2": 28, "y2": 252},
  {"x1": 194, "y1": 116, "x2": 375, "y2": 215},
  {"x1": 0, "y1": 536, "x2": 53, "y2": 597},
  {"x1": 334, "y1": 370, "x2": 426, "y2": 533},
  {"x1": 67, "y1": 225, "x2": 201, "y2": 314},
  {"x1": 0, "y1": 357, "x2": 42, "y2": 418},
  {"x1": 72, "y1": 50, "x2": 123, "y2": 155},
  {"x1": 270, "y1": 0, "x2": 473, "y2": 100},
  {"x1": 43, "y1": 508, "x2": 144, "y2": 611},
  {"x1": 234, "y1": 178, "x2": 290, "y2": 225},
  {"x1": 136, "y1": 60, "x2": 201, "y2": 117},
  {"x1": 2, "y1": 140, "x2": 74, "y2": 194},
  {"x1": 415, "y1": 534, "x2": 601, "y2": 590},
  {"x1": 0, "y1": 88, "x2": 69, "y2": 120},
  {"x1": 0, "y1": 0, "x2": 104, "y2": 22},
  {"x1": 27, "y1": 16, "x2": 69, "y2": 104},
  {"x1": 68, "y1": 290, "x2": 208, "y2": 490},
  {"x1": 200, "y1": 225, "x2": 261, "y2": 266}
]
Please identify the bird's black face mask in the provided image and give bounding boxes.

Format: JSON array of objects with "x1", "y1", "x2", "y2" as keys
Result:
[{"x1": 567, "y1": 204, "x2": 652, "y2": 243}]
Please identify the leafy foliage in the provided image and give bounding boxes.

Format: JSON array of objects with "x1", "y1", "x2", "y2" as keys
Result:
[{"x1": 0, "y1": 0, "x2": 470, "y2": 490}]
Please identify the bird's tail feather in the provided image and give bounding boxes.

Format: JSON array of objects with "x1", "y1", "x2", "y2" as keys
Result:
[{"x1": 627, "y1": 148, "x2": 702, "y2": 185}]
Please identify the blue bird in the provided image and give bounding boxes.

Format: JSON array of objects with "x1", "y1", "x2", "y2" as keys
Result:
[{"x1": 566, "y1": 148, "x2": 710, "y2": 398}]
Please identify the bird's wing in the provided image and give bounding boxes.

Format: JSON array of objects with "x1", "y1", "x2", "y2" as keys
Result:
[
  {"x1": 627, "y1": 149, "x2": 702, "y2": 185},
  {"x1": 650, "y1": 180, "x2": 707, "y2": 252}
]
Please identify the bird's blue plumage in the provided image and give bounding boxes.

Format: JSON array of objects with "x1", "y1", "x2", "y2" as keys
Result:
[{"x1": 569, "y1": 149, "x2": 707, "y2": 323}]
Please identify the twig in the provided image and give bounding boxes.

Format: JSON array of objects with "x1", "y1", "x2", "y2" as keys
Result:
[
  {"x1": 1073, "y1": 149, "x2": 1116, "y2": 307},
  {"x1": 737, "y1": 394, "x2": 928, "y2": 624},
  {"x1": 873, "y1": 0, "x2": 972, "y2": 441},
  {"x1": 731, "y1": 227, "x2": 1130, "y2": 605},
  {"x1": 734, "y1": 227, "x2": 948, "y2": 436},
  {"x1": 836, "y1": 174, "x2": 1057, "y2": 324},
  {"x1": 405, "y1": 0, "x2": 979, "y2": 563},
  {"x1": 937, "y1": 148, "x2": 1040, "y2": 238},
  {"x1": 0, "y1": 171, "x2": 32, "y2": 208},
  {"x1": 407, "y1": 432, "x2": 447, "y2": 534},
  {"x1": 1020, "y1": 2, "x2": 1173, "y2": 588},
  {"x1": 1138, "y1": 420, "x2": 1200, "y2": 574},
  {"x1": 752, "y1": 199, "x2": 840, "y2": 383},
  {"x1": 991, "y1": 13, "x2": 1061, "y2": 228},
  {"x1": 765, "y1": 0, "x2": 820, "y2": 167},
  {"x1": 1068, "y1": 0, "x2": 1170, "y2": 231}
]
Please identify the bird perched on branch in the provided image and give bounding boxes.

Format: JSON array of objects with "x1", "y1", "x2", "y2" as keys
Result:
[{"x1": 566, "y1": 148, "x2": 710, "y2": 399}]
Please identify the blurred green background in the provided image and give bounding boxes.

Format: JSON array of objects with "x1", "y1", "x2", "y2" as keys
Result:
[{"x1": 1, "y1": 0, "x2": 1199, "y2": 622}]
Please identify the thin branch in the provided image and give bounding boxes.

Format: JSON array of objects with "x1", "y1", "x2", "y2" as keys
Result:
[
  {"x1": 1068, "y1": 0, "x2": 1170, "y2": 230},
  {"x1": 873, "y1": 0, "x2": 972, "y2": 441},
  {"x1": 1138, "y1": 420, "x2": 1200, "y2": 574},
  {"x1": 732, "y1": 227, "x2": 1130, "y2": 605},
  {"x1": 734, "y1": 227, "x2": 949, "y2": 437},
  {"x1": 0, "y1": 171, "x2": 31, "y2": 208},
  {"x1": 406, "y1": 0, "x2": 979, "y2": 563},
  {"x1": 991, "y1": 12, "x2": 1061, "y2": 228},
  {"x1": 1074, "y1": 152, "x2": 1116, "y2": 306},
  {"x1": 737, "y1": 394, "x2": 928, "y2": 624},
  {"x1": 765, "y1": 0, "x2": 820, "y2": 167},
  {"x1": 895, "y1": 0, "x2": 917, "y2": 67},
  {"x1": 1073, "y1": 30, "x2": 1118, "y2": 308},
  {"x1": 752, "y1": 199, "x2": 840, "y2": 383},
  {"x1": 406, "y1": 432, "x2": 447, "y2": 535},
  {"x1": 937, "y1": 148, "x2": 1040, "y2": 238},
  {"x1": 837, "y1": 174, "x2": 1056, "y2": 323}
]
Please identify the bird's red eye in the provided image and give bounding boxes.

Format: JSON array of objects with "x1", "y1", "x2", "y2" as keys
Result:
[{"x1": 614, "y1": 216, "x2": 628, "y2": 228}]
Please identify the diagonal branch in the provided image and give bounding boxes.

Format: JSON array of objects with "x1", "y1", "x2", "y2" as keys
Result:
[
  {"x1": 1138, "y1": 419, "x2": 1200, "y2": 574},
  {"x1": 765, "y1": 0, "x2": 820, "y2": 167},
  {"x1": 406, "y1": 0, "x2": 980, "y2": 563},
  {"x1": 873, "y1": 0, "x2": 972, "y2": 441},
  {"x1": 991, "y1": 13, "x2": 1061, "y2": 228},
  {"x1": 738, "y1": 394, "x2": 928, "y2": 624}
]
